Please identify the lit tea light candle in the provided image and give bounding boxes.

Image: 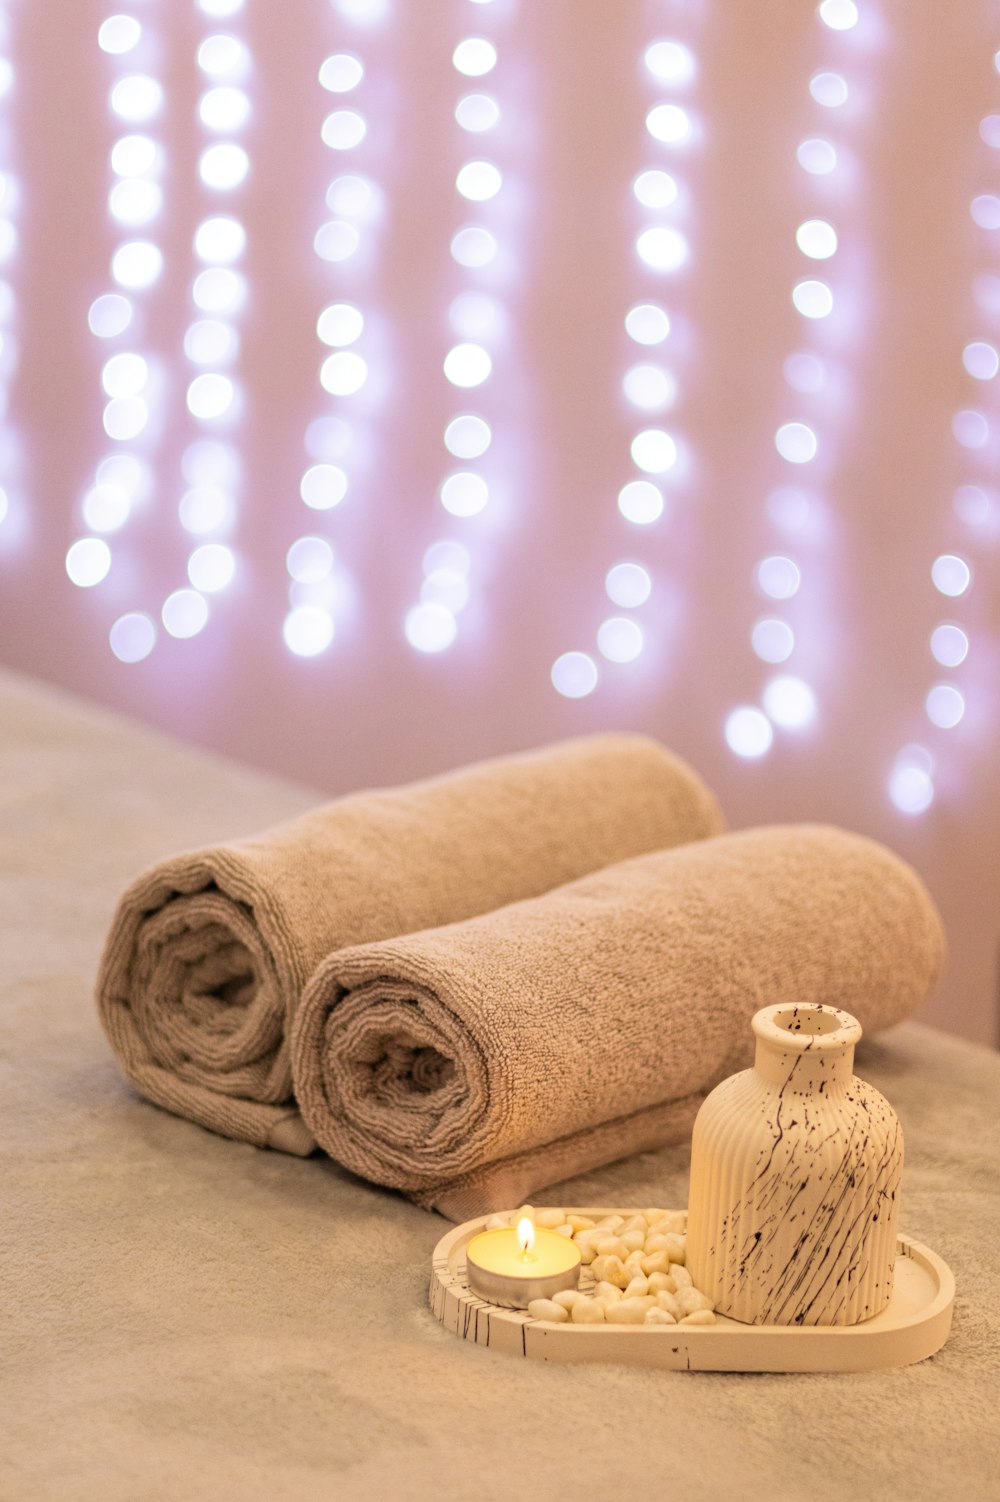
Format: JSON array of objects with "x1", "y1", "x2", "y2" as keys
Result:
[{"x1": 465, "y1": 1215, "x2": 582, "y2": 1308}]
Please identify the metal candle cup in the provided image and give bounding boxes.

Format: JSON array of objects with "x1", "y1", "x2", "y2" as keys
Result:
[{"x1": 465, "y1": 1220, "x2": 582, "y2": 1308}]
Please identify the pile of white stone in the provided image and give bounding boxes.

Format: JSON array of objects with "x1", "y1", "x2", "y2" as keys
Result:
[{"x1": 483, "y1": 1206, "x2": 718, "y2": 1328}]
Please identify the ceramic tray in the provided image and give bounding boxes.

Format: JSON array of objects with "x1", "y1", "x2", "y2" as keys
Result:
[{"x1": 429, "y1": 1207, "x2": 955, "y2": 1372}]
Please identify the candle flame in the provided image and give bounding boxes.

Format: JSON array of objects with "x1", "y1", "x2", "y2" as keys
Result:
[{"x1": 516, "y1": 1216, "x2": 535, "y2": 1256}]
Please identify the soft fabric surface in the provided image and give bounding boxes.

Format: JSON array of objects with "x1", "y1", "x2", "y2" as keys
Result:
[
  {"x1": 292, "y1": 826, "x2": 944, "y2": 1217},
  {"x1": 2, "y1": 668, "x2": 998, "y2": 1502},
  {"x1": 96, "y1": 731, "x2": 722, "y2": 1156}
]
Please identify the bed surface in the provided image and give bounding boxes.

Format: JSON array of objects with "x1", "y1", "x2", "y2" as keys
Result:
[{"x1": 2, "y1": 667, "x2": 998, "y2": 1502}]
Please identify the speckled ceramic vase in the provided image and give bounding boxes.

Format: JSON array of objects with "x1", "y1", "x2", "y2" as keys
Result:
[{"x1": 685, "y1": 1003, "x2": 903, "y2": 1326}]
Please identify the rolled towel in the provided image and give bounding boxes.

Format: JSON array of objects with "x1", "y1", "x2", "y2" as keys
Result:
[
  {"x1": 291, "y1": 825, "x2": 945, "y2": 1219},
  {"x1": 96, "y1": 734, "x2": 723, "y2": 1154}
]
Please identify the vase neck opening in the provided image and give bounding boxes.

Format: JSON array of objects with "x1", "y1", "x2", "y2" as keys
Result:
[{"x1": 751, "y1": 1003, "x2": 862, "y2": 1090}]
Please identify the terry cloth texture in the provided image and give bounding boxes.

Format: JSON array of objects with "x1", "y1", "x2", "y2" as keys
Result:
[
  {"x1": 96, "y1": 734, "x2": 723, "y2": 1155},
  {"x1": 292, "y1": 824, "x2": 945, "y2": 1218}
]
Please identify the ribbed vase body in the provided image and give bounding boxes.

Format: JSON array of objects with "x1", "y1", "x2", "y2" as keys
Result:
[{"x1": 685, "y1": 1004, "x2": 903, "y2": 1326}]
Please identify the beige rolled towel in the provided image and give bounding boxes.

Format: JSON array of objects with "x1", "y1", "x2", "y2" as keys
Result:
[
  {"x1": 96, "y1": 734, "x2": 723, "y2": 1154},
  {"x1": 291, "y1": 825, "x2": 945, "y2": 1219}
]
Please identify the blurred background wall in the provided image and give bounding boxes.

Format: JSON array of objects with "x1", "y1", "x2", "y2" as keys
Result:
[{"x1": 1, "y1": 0, "x2": 997, "y2": 1044}]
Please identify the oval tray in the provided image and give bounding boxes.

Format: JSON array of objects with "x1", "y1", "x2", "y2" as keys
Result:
[{"x1": 429, "y1": 1207, "x2": 955, "y2": 1372}]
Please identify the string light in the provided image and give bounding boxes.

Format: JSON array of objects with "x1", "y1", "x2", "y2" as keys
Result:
[
  {"x1": 726, "y1": 6, "x2": 868, "y2": 759},
  {"x1": 404, "y1": 2, "x2": 512, "y2": 659}
]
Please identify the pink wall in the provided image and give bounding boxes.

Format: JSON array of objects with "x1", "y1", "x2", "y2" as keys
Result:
[{"x1": 1, "y1": 0, "x2": 998, "y2": 1044}]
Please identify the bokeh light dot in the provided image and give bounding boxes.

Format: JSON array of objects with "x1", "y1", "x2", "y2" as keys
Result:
[
  {"x1": 818, "y1": 0, "x2": 858, "y2": 31},
  {"x1": 455, "y1": 92, "x2": 500, "y2": 132},
  {"x1": 443, "y1": 343, "x2": 491, "y2": 388},
  {"x1": 796, "y1": 219, "x2": 837, "y2": 259},
  {"x1": 810, "y1": 71, "x2": 848, "y2": 107},
  {"x1": 630, "y1": 429, "x2": 677, "y2": 474},
  {"x1": 951, "y1": 409, "x2": 989, "y2": 448},
  {"x1": 110, "y1": 75, "x2": 162, "y2": 122},
  {"x1": 112, "y1": 240, "x2": 163, "y2": 289},
  {"x1": 317, "y1": 302, "x2": 364, "y2": 347},
  {"x1": 313, "y1": 221, "x2": 359, "y2": 262},
  {"x1": 109, "y1": 178, "x2": 162, "y2": 227},
  {"x1": 623, "y1": 365, "x2": 675, "y2": 411},
  {"x1": 636, "y1": 226, "x2": 688, "y2": 272},
  {"x1": 797, "y1": 137, "x2": 837, "y2": 174},
  {"x1": 103, "y1": 396, "x2": 148, "y2": 440},
  {"x1": 187, "y1": 543, "x2": 235, "y2": 592},
  {"x1": 66, "y1": 538, "x2": 112, "y2": 587},
  {"x1": 423, "y1": 540, "x2": 470, "y2": 577},
  {"x1": 286, "y1": 536, "x2": 334, "y2": 583},
  {"x1": 931, "y1": 554, "x2": 971, "y2": 597},
  {"x1": 605, "y1": 562, "x2": 652, "y2": 608},
  {"x1": 617, "y1": 479, "x2": 664, "y2": 525},
  {"x1": 757, "y1": 555, "x2": 801, "y2": 599},
  {"x1": 962, "y1": 342, "x2": 999, "y2": 381},
  {"x1": 597, "y1": 617, "x2": 644, "y2": 664},
  {"x1": 88, "y1": 293, "x2": 133, "y2": 338},
  {"x1": 452, "y1": 38, "x2": 496, "y2": 77},
  {"x1": 440, "y1": 472, "x2": 489, "y2": 517},
  {"x1": 405, "y1": 602, "x2": 458, "y2": 653},
  {"x1": 925, "y1": 684, "x2": 965, "y2": 730},
  {"x1": 199, "y1": 143, "x2": 249, "y2": 189},
  {"x1": 646, "y1": 104, "x2": 691, "y2": 144},
  {"x1": 644, "y1": 40, "x2": 696, "y2": 86},
  {"x1": 775, "y1": 421, "x2": 817, "y2": 464},
  {"x1": 187, "y1": 373, "x2": 234, "y2": 420},
  {"x1": 319, "y1": 53, "x2": 364, "y2": 92},
  {"x1": 450, "y1": 227, "x2": 497, "y2": 268},
  {"x1": 194, "y1": 215, "x2": 245, "y2": 263},
  {"x1": 762, "y1": 675, "x2": 816, "y2": 729},
  {"x1": 109, "y1": 612, "x2": 156, "y2": 663},
  {"x1": 971, "y1": 194, "x2": 1000, "y2": 230},
  {"x1": 889, "y1": 763, "x2": 934, "y2": 815},
  {"x1": 199, "y1": 86, "x2": 251, "y2": 132},
  {"x1": 551, "y1": 652, "x2": 598, "y2": 699},
  {"x1": 792, "y1": 279, "x2": 834, "y2": 319},
  {"x1": 300, "y1": 464, "x2": 348, "y2": 510},
  {"x1": 784, "y1": 353, "x2": 826, "y2": 393},
  {"x1": 444, "y1": 414, "x2": 491, "y2": 459},
  {"x1": 930, "y1": 624, "x2": 969, "y2": 668},
  {"x1": 625, "y1": 304, "x2": 670, "y2": 345},
  {"x1": 752, "y1": 618, "x2": 795, "y2": 664},
  {"x1": 284, "y1": 606, "x2": 334, "y2": 657},
  {"x1": 456, "y1": 160, "x2": 502, "y2": 201},
  {"x1": 110, "y1": 134, "x2": 156, "y2": 176},
  {"x1": 162, "y1": 589, "x2": 209, "y2": 639},
  {"x1": 83, "y1": 482, "x2": 131, "y2": 532},
  {"x1": 99, "y1": 15, "x2": 142, "y2": 54},
  {"x1": 319, "y1": 351, "x2": 368, "y2": 395},
  {"x1": 725, "y1": 707, "x2": 773, "y2": 759}
]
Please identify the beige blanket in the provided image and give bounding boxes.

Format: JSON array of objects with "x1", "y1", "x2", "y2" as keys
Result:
[
  {"x1": 291, "y1": 825, "x2": 945, "y2": 1218},
  {"x1": 96, "y1": 734, "x2": 723, "y2": 1153}
]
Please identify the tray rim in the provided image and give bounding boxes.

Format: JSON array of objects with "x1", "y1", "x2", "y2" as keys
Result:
[{"x1": 429, "y1": 1207, "x2": 956, "y2": 1372}]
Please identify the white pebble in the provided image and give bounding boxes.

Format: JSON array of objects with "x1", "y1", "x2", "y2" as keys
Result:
[
  {"x1": 680, "y1": 1308, "x2": 716, "y2": 1326},
  {"x1": 671, "y1": 1262, "x2": 693, "y2": 1287},
  {"x1": 641, "y1": 1251, "x2": 670, "y2": 1276},
  {"x1": 604, "y1": 1297, "x2": 654, "y2": 1324},
  {"x1": 484, "y1": 1214, "x2": 509, "y2": 1230},
  {"x1": 655, "y1": 1289, "x2": 684, "y2": 1320},
  {"x1": 620, "y1": 1215, "x2": 647, "y2": 1236},
  {"x1": 644, "y1": 1307, "x2": 677, "y2": 1325},
  {"x1": 513, "y1": 1204, "x2": 535, "y2": 1224},
  {"x1": 591, "y1": 1255, "x2": 628, "y2": 1289},
  {"x1": 678, "y1": 1286, "x2": 715, "y2": 1314},
  {"x1": 571, "y1": 1298, "x2": 607, "y2": 1324},
  {"x1": 592, "y1": 1281, "x2": 623, "y2": 1305},
  {"x1": 594, "y1": 1215, "x2": 625, "y2": 1232},
  {"x1": 664, "y1": 1234, "x2": 686, "y2": 1264},
  {"x1": 567, "y1": 1215, "x2": 595, "y2": 1232},
  {"x1": 534, "y1": 1208, "x2": 566, "y2": 1229},
  {"x1": 624, "y1": 1250, "x2": 646, "y2": 1273},
  {"x1": 576, "y1": 1242, "x2": 597, "y2": 1265},
  {"x1": 642, "y1": 1208, "x2": 669, "y2": 1225},
  {"x1": 527, "y1": 1298, "x2": 569, "y2": 1322},
  {"x1": 621, "y1": 1231, "x2": 646, "y2": 1254},
  {"x1": 646, "y1": 1271, "x2": 676, "y2": 1296},
  {"x1": 553, "y1": 1224, "x2": 575, "y2": 1238},
  {"x1": 643, "y1": 1233, "x2": 670, "y2": 1254},
  {"x1": 596, "y1": 1237, "x2": 628, "y2": 1259},
  {"x1": 552, "y1": 1289, "x2": 586, "y2": 1311},
  {"x1": 622, "y1": 1274, "x2": 649, "y2": 1300}
]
